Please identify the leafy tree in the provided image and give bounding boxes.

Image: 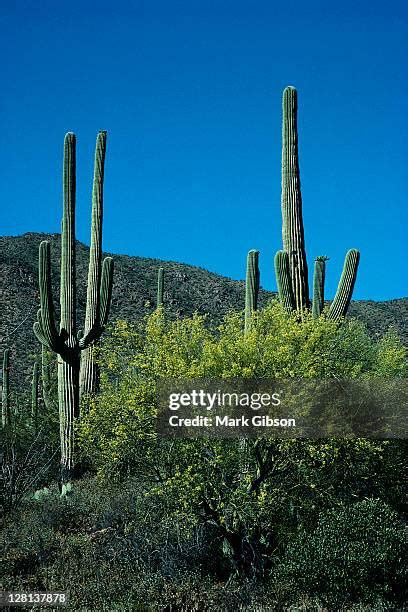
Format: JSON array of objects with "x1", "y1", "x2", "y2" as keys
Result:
[{"x1": 78, "y1": 302, "x2": 407, "y2": 585}]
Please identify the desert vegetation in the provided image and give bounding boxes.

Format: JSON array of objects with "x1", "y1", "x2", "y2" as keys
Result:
[{"x1": 0, "y1": 87, "x2": 406, "y2": 610}]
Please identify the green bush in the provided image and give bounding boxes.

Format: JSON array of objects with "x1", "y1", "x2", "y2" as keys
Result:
[
  {"x1": 0, "y1": 477, "x2": 283, "y2": 610},
  {"x1": 75, "y1": 304, "x2": 407, "y2": 585},
  {"x1": 277, "y1": 498, "x2": 407, "y2": 608}
]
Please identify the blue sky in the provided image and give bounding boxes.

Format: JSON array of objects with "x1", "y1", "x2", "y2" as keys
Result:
[{"x1": 1, "y1": 1, "x2": 407, "y2": 300}]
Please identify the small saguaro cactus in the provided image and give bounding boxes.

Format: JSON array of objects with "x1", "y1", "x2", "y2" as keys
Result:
[
  {"x1": 312, "y1": 256, "x2": 329, "y2": 318},
  {"x1": 33, "y1": 132, "x2": 114, "y2": 485},
  {"x1": 31, "y1": 360, "x2": 39, "y2": 431},
  {"x1": 244, "y1": 250, "x2": 260, "y2": 334},
  {"x1": 275, "y1": 87, "x2": 360, "y2": 320},
  {"x1": 1, "y1": 348, "x2": 10, "y2": 428},
  {"x1": 157, "y1": 267, "x2": 164, "y2": 308}
]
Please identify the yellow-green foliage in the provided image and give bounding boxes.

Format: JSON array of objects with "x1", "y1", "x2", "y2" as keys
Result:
[{"x1": 78, "y1": 303, "x2": 407, "y2": 529}]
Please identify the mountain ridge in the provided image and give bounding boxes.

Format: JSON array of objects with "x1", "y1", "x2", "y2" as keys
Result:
[{"x1": 1, "y1": 233, "x2": 407, "y2": 386}]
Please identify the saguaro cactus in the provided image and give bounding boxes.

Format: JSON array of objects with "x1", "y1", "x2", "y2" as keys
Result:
[
  {"x1": 312, "y1": 256, "x2": 328, "y2": 318},
  {"x1": 281, "y1": 86, "x2": 309, "y2": 311},
  {"x1": 244, "y1": 250, "x2": 260, "y2": 334},
  {"x1": 157, "y1": 267, "x2": 164, "y2": 308},
  {"x1": 33, "y1": 132, "x2": 114, "y2": 484},
  {"x1": 2, "y1": 349, "x2": 10, "y2": 428},
  {"x1": 275, "y1": 87, "x2": 360, "y2": 320}
]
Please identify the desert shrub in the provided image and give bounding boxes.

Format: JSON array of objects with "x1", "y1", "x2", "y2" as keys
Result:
[
  {"x1": 276, "y1": 498, "x2": 407, "y2": 608},
  {"x1": 76, "y1": 303, "x2": 407, "y2": 585},
  {"x1": 0, "y1": 476, "x2": 283, "y2": 610},
  {"x1": 0, "y1": 413, "x2": 60, "y2": 516},
  {"x1": 78, "y1": 303, "x2": 407, "y2": 479}
]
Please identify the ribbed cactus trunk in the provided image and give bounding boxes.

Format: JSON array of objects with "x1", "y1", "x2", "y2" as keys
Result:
[
  {"x1": 80, "y1": 131, "x2": 109, "y2": 397},
  {"x1": 274, "y1": 250, "x2": 295, "y2": 313},
  {"x1": 328, "y1": 249, "x2": 360, "y2": 320},
  {"x1": 157, "y1": 267, "x2": 164, "y2": 308},
  {"x1": 33, "y1": 132, "x2": 113, "y2": 486},
  {"x1": 244, "y1": 250, "x2": 260, "y2": 334},
  {"x1": 58, "y1": 133, "x2": 79, "y2": 482},
  {"x1": 59, "y1": 352, "x2": 80, "y2": 482},
  {"x1": 31, "y1": 360, "x2": 39, "y2": 431},
  {"x1": 41, "y1": 346, "x2": 54, "y2": 412},
  {"x1": 2, "y1": 349, "x2": 10, "y2": 428},
  {"x1": 312, "y1": 257, "x2": 327, "y2": 318},
  {"x1": 281, "y1": 86, "x2": 309, "y2": 312}
]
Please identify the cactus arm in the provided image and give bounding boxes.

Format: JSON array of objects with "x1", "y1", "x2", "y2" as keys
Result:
[
  {"x1": 157, "y1": 267, "x2": 164, "y2": 308},
  {"x1": 100, "y1": 257, "x2": 114, "y2": 327},
  {"x1": 274, "y1": 250, "x2": 295, "y2": 313},
  {"x1": 328, "y1": 249, "x2": 360, "y2": 320},
  {"x1": 244, "y1": 250, "x2": 260, "y2": 334},
  {"x1": 37, "y1": 241, "x2": 60, "y2": 351},
  {"x1": 34, "y1": 308, "x2": 52, "y2": 349},
  {"x1": 78, "y1": 256, "x2": 113, "y2": 396},
  {"x1": 281, "y1": 86, "x2": 309, "y2": 311},
  {"x1": 79, "y1": 257, "x2": 113, "y2": 351},
  {"x1": 82, "y1": 131, "x2": 107, "y2": 344},
  {"x1": 33, "y1": 322, "x2": 51, "y2": 349},
  {"x1": 41, "y1": 345, "x2": 55, "y2": 412},
  {"x1": 79, "y1": 134, "x2": 112, "y2": 398},
  {"x1": 1, "y1": 349, "x2": 10, "y2": 428},
  {"x1": 312, "y1": 257, "x2": 327, "y2": 318}
]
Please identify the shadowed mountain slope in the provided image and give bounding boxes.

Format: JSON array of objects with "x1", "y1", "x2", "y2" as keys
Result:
[{"x1": 0, "y1": 233, "x2": 406, "y2": 386}]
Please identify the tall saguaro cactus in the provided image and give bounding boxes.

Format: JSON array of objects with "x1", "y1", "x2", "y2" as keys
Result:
[
  {"x1": 244, "y1": 250, "x2": 260, "y2": 334},
  {"x1": 2, "y1": 349, "x2": 10, "y2": 428},
  {"x1": 275, "y1": 87, "x2": 360, "y2": 320},
  {"x1": 33, "y1": 132, "x2": 114, "y2": 484},
  {"x1": 157, "y1": 267, "x2": 164, "y2": 308},
  {"x1": 281, "y1": 86, "x2": 309, "y2": 311}
]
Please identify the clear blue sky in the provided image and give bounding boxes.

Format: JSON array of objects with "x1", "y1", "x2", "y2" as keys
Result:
[{"x1": 1, "y1": 1, "x2": 407, "y2": 300}]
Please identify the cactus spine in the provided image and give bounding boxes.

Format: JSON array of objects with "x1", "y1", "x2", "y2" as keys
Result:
[
  {"x1": 157, "y1": 267, "x2": 164, "y2": 308},
  {"x1": 33, "y1": 132, "x2": 114, "y2": 484},
  {"x1": 281, "y1": 86, "x2": 309, "y2": 311},
  {"x1": 2, "y1": 349, "x2": 10, "y2": 428},
  {"x1": 244, "y1": 250, "x2": 260, "y2": 334},
  {"x1": 275, "y1": 87, "x2": 360, "y2": 320},
  {"x1": 32, "y1": 360, "x2": 39, "y2": 431},
  {"x1": 328, "y1": 249, "x2": 360, "y2": 320},
  {"x1": 312, "y1": 256, "x2": 328, "y2": 318}
]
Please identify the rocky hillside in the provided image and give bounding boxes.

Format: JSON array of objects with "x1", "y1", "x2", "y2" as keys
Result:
[{"x1": 0, "y1": 233, "x2": 407, "y2": 387}]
